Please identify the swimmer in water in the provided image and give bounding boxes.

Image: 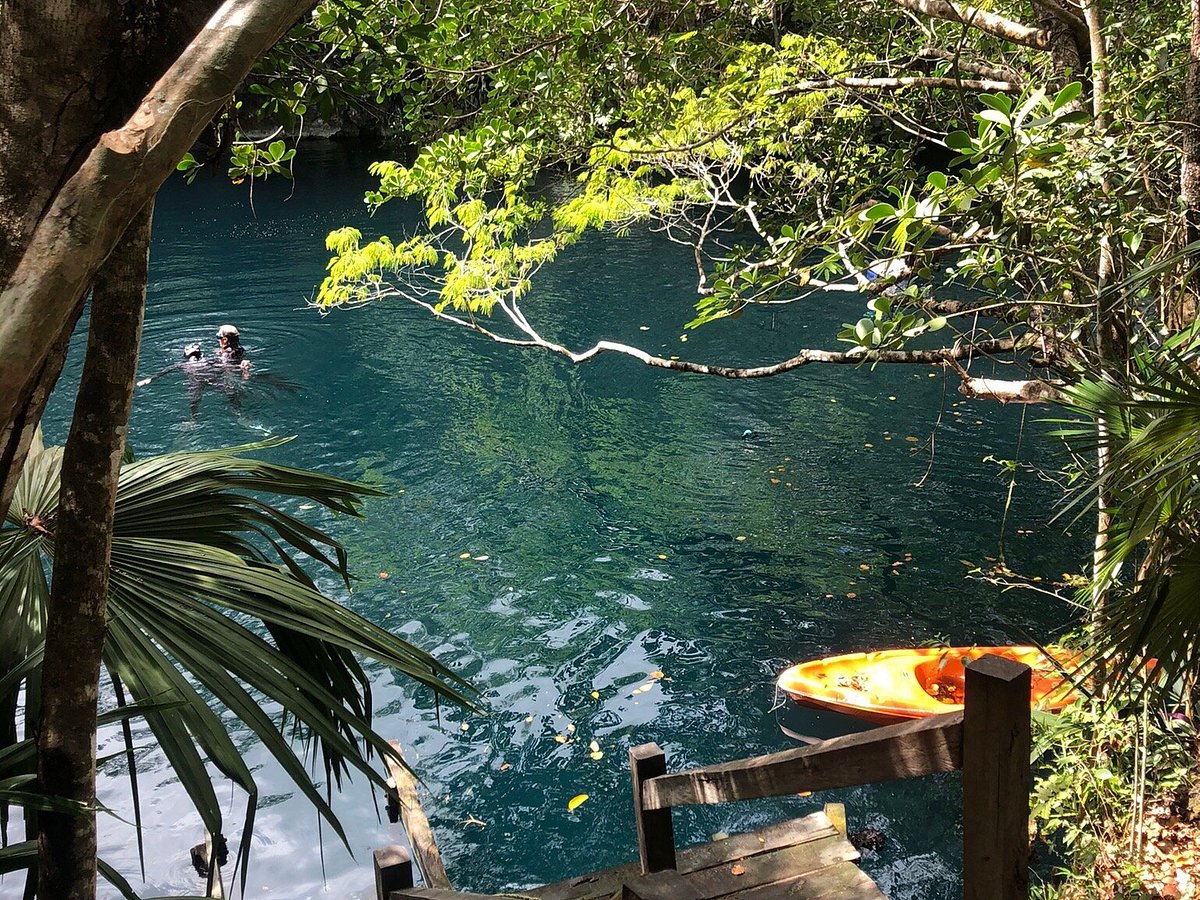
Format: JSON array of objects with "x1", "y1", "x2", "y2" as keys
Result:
[{"x1": 216, "y1": 324, "x2": 251, "y2": 378}]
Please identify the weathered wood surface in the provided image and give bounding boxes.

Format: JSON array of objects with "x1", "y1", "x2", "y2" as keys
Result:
[
  {"x1": 529, "y1": 812, "x2": 881, "y2": 900},
  {"x1": 962, "y1": 655, "x2": 1031, "y2": 900},
  {"x1": 388, "y1": 813, "x2": 881, "y2": 900},
  {"x1": 376, "y1": 844, "x2": 415, "y2": 900},
  {"x1": 630, "y1": 743, "x2": 676, "y2": 873},
  {"x1": 385, "y1": 740, "x2": 453, "y2": 889},
  {"x1": 642, "y1": 711, "x2": 963, "y2": 810}
]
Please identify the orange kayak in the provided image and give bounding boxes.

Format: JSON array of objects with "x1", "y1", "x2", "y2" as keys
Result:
[{"x1": 777, "y1": 646, "x2": 1079, "y2": 724}]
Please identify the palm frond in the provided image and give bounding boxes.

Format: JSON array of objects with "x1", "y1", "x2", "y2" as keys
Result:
[{"x1": 0, "y1": 439, "x2": 477, "y2": 890}]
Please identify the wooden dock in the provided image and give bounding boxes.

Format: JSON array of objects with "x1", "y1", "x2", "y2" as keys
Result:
[{"x1": 374, "y1": 654, "x2": 1034, "y2": 900}]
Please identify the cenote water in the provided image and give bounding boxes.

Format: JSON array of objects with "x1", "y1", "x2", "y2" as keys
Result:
[{"x1": 25, "y1": 143, "x2": 1082, "y2": 899}]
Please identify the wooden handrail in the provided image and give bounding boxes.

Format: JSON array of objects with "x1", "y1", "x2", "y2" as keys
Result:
[
  {"x1": 642, "y1": 712, "x2": 963, "y2": 810},
  {"x1": 383, "y1": 741, "x2": 452, "y2": 890},
  {"x1": 629, "y1": 655, "x2": 1033, "y2": 899}
]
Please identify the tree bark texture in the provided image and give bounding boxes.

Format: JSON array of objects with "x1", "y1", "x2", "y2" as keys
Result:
[
  {"x1": 36, "y1": 202, "x2": 151, "y2": 900},
  {"x1": 1185, "y1": 0, "x2": 1200, "y2": 251},
  {"x1": 0, "y1": 1, "x2": 221, "y2": 514}
]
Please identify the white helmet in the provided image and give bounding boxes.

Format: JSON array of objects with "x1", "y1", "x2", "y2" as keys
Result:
[{"x1": 217, "y1": 324, "x2": 239, "y2": 338}]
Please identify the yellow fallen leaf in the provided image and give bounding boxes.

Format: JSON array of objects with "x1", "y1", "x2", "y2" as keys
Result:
[
  {"x1": 458, "y1": 552, "x2": 471, "y2": 559},
  {"x1": 524, "y1": 715, "x2": 533, "y2": 724},
  {"x1": 473, "y1": 555, "x2": 489, "y2": 561},
  {"x1": 590, "y1": 751, "x2": 604, "y2": 760},
  {"x1": 589, "y1": 740, "x2": 601, "y2": 752},
  {"x1": 499, "y1": 762, "x2": 511, "y2": 771},
  {"x1": 567, "y1": 794, "x2": 589, "y2": 812},
  {"x1": 656, "y1": 553, "x2": 668, "y2": 560},
  {"x1": 590, "y1": 691, "x2": 600, "y2": 699},
  {"x1": 554, "y1": 734, "x2": 568, "y2": 744},
  {"x1": 859, "y1": 564, "x2": 870, "y2": 572},
  {"x1": 846, "y1": 592, "x2": 857, "y2": 599},
  {"x1": 379, "y1": 572, "x2": 390, "y2": 579},
  {"x1": 460, "y1": 723, "x2": 469, "y2": 732},
  {"x1": 639, "y1": 325, "x2": 650, "y2": 331},
  {"x1": 905, "y1": 435, "x2": 919, "y2": 442},
  {"x1": 566, "y1": 723, "x2": 576, "y2": 733},
  {"x1": 735, "y1": 535, "x2": 747, "y2": 542},
  {"x1": 888, "y1": 395, "x2": 897, "y2": 401},
  {"x1": 730, "y1": 864, "x2": 746, "y2": 876},
  {"x1": 679, "y1": 335, "x2": 688, "y2": 342},
  {"x1": 649, "y1": 670, "x2": 665, "y2": 679}
]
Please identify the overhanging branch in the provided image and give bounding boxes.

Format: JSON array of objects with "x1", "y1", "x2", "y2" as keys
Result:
[
  {"x1": 887, "y1": 0, "x2": 1052, "y2": 50},
  {"x1": 771, "y1": 75, "x2": 1022, "y2": 95}
]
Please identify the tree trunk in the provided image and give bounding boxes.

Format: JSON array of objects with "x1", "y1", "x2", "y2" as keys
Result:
[
  {"x1": 1184, "y1": 0, "x2": 1200, "y2": 256},
  {"x1": 0, "y1": 0, "x2": 222, "y2": 514},
  {"x1": 36, "y1": 203, "x2": 151, "y2": 900}
]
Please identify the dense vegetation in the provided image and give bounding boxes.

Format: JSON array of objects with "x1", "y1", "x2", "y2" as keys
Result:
[{"x1": 2, "y1": 0, "x2": 1199, "y2": 895}]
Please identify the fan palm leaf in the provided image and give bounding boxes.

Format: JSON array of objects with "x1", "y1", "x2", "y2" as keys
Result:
[
  {"x1": 1058, "y1": 344, "x2": 1200, "y2": 689},
  {"x1": 0, "y1": 436, "x2": 476, "y2": 890}
]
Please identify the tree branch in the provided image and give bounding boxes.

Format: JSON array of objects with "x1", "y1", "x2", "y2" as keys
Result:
[
  {"x1": 771, "y1": 75, "x2": 1021, "y2": 95},
  {"x1": 887, "y1": 0, "x2": 1051, "y2": 49}
]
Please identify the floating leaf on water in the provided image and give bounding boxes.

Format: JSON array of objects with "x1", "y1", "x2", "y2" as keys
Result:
[
  {"x1": 459, "y1": 552, "x2": 471, "y2": 559},
  {"x1": 590, "y1": 691, "x2": 600, "y2": 700},
  {"x1": 846, "y1": 592, "x2": 857, "y2": 599},
  {"x1": 859, "y1": 564, "x2": 870, "y2": 572},
  {"x1": 730, "y1": 864, "x2": 746, "y2": 876},
  {"x1": 499, "y1": 762, "x2": 511, "y2": 771},
  {"x1": 649, "y1": 671, "x2": 665, "y2": 679},
  {"x1": 656, "y1": 553, "x2": 668, "y2": 560},
  {"x1": 929, "y1": 372, "x2": 937, "y2": 377},
  {"x1": 589, "y1": 740, "x2": 601, "y2": 752},
  {"x1": 524, "y1": 715, "x2": 534, "y2": 724},
  {"x1": 888, "y1": 396, "x2": 897, "y2": 401},
  {"x1": 770, "y1": 477, "x2": 781, "y2": 484},
  {"x1": 905, "y1": 435, "x2": 919, "y2": 442},
  {"x1": 798, "y1": 791, "x2": 812, "y2": 797},
  {"x1": 639, "y1": 325, "x2": 650, "y2": 331},
  {"x1": 864, "y1": 443, "x2": 873, "y2": 448},
  {"x1": 883, "y1": 435, "x2": 893, "y2": 441},
  {"x1": 679, "y1": 335, "x2": 688, "y2": 342},
  {"x1": 554, "y1": 734, "x2": 568, "y2": 744},
  {"x1": 567, "y1": 794, "x2": 589, "y2": 812},
  {"x1": 590, "y1": 751, "x2": 604, "y2": 760},
  {"x1": 460, "y1": 723, "x2": 470, "y2": 732},
  {"x1": 566, "y1": 723, "x2": 576, "y2": 733},
  {"x1": 473, "y1": 555, "x2": 489, "y2": 561},
  {"x1": 379, "y1": 572, "x2": 390, "y2": 579},
  {"x1": 735, "y1": 535, "x2": 747, "y2": 542}
]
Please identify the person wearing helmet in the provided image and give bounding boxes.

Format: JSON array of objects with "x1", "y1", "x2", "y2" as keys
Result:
[
  {"x1": 136, "y1": 343, "x2": 211, "y2": 419},
  {"x1": 216, "y1": 324, "x2": 251, "y2": 377}
]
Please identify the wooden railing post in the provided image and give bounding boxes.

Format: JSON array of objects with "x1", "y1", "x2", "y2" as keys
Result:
[
  {"x1": 962, "y1": 654, "x2": 1032, "y2": 900},
  {"x1": 374, "y1": 844, "x2": 414, "y2": 900},
  {"x1": 630, "y1": 742, "x2": 676, "y2": 874}
]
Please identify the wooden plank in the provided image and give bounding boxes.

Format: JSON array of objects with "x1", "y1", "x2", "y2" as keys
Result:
[
  {"x1": 730, "y1": 860, "x2": 885, "y2": 900},
  {"x1": 962, "y1": 655, "x2": 1031, "y2": 900},
  {"x1": 630, "y1": 743, "x2": 677, "y2": 873},
  {"x1": 620, "y1": 831, "x2": 860, "y2": 900},
  {"x1": 385, "y1": 740, "x2": 453, "y2": 889},
  {"x1": 533, "y1": 815, "x2": 841, "y2": 900},
  {"x1": 386, "y1": 891, "x2": 495, "y2": 900},
  {"x1": 375, "y1": 845, "x2": 415, "y2": 900},
  {"x1": 822, "y1": 803, "x2": 846, "y2": 838},
  {"x1": 643, "y1": 712, "x2": 963, "y2": 810},
  {"x1": 676, "y1": 814, "x2": 840, "y2": 875}
]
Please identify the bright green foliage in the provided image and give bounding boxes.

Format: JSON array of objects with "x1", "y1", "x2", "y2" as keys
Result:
[
  {"x1": 1031, "y1": 693, "x2": 1194, "y2": 894},
  {"x1": 0, "y1": 438, "x2": 473, "y2": 886}
]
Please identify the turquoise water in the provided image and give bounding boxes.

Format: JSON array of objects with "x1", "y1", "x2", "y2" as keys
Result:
[{"x1": 31, "y1": 144, "x2": 1079, "y2": 899}]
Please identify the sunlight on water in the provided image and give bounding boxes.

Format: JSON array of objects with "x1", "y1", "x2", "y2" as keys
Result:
[{"x1": 10, "y1": 144, "x2": 1083, "y2": 900}]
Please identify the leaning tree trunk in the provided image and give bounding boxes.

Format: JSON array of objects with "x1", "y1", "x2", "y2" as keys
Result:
[
  {"x1": 36, "y1": 203, "x2": 151, "y2": 900},
  {"x1": 0, "y1": 1, "x2": 221, "y2": 515}
]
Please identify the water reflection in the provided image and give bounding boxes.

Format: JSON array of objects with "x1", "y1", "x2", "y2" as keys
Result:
[{"x1": 16, "y1": 143, "x2": 1081, "y2": 899}]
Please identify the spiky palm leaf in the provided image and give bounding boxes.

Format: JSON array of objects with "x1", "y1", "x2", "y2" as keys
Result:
[
  {"x1": 1057, "y1": 341, "x2": 1200, "y2": 688},
  {"x1": 0, "y1": 437, "x2": 475, "y2": 890}
]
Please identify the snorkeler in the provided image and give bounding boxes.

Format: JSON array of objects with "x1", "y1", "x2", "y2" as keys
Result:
[
  {"x1": 136, "y1": 344, "x2": 215, "y2": 419},
  {"x1": 216, "y1": 324, "x2": 251, "y2": 377}
]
